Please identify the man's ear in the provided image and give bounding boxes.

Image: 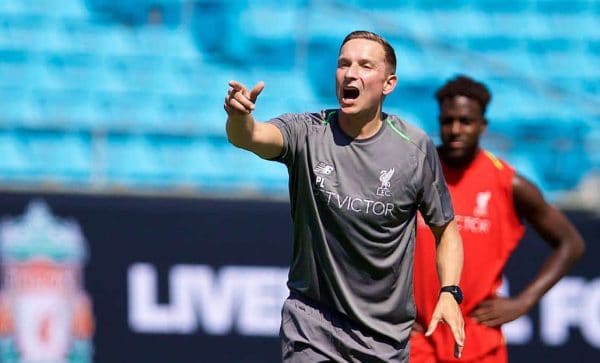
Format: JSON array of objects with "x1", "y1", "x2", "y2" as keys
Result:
[
  {"x1": 480, "y1": 117, "x2": 488, "y2": 134},
  {"x1": 383, "y1": 74, "x2": 398, "y2": 95}
]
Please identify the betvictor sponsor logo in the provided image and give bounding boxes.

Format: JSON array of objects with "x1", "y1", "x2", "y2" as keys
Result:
[{"x1": 128, "y1": 264, "x2": 289, "y2": 336}]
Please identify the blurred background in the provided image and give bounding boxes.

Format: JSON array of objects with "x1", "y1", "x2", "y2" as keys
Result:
[
  {"x1": 0, "y1": 0, "x2": 598, "y2": 362},
  {"x1": 0, "y1": 0, "x2": 598, "y2": 203}
]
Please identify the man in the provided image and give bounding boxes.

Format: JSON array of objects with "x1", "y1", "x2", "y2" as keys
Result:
[
  {"x1": 410, "y1": 75, "x2": 585, "y2": 363},
  {"x1": 224, "y1": 31, "x2": 465, "y2": 362}
]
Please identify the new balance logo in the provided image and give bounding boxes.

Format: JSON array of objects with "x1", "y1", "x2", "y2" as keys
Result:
[{"x1": 314, "y1": 162, "x2": 334, "y2": 175}]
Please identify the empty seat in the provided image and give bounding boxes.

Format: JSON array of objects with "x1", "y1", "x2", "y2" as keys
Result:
[
  {"x1": 18, "y1": 131, "x2": 93, "y2": 183},
  {"x1": 6, "y1": 0, "x2": 88, "y2": 18},
  {"x1": 0, "y1": 131, "x2": 32, "y2": 179},
  {"x1": 159, "y1": 93, "x2": 222, "y2": 135},
  {"x1": 103, "y1": 134, "x2": 161, "y2": 185},
  {"x1": 177, "y1": 139, "x2": 243, "y2": 191},
  {"x1": 133, "y1": 27, "x2": 199, "y2": 59},
  {"x1": 584, "y1": 127, "x2": 600, "y2": 168},
  {"x1": 93, "y1": 91, "x2": 162, "y2": 131},
  {"x1": 535, "y1": 0, "x2": 590, "y2": 14},
  {"x1": 0, "y1": 87, "x2": 42, "y2": 127}
]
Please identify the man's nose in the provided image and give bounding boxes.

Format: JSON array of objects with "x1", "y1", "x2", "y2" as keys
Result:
[
  {"x1": 344, "y1": 64, "x2": 358, "y2": 78},
  {"x1": 450, "y1": 120, "x2": 461, "y2": 134}
]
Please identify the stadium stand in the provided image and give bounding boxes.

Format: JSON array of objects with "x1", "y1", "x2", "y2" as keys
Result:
[{"x1": 0, "y1": 0, "x2": 598, "y2": 204}]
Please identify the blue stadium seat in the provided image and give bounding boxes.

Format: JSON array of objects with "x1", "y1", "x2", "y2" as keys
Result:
[
  {"x1": 0, "y1": 0, "x2": 595, "y2": 198},
  {"x1": 18, "y1": 131, "x2": 92, "y2": 183},
  {"x1": 92, "y1": 91, "x2": 162, "y2": 131},
  {"x1": 526, "y1": 38, "x2": 576, "y2": 55},
  {"x1": 584, "y1": 126, "x2": 600, "y2": 168},
  {"x1": 485, "y1": 12, "x2": 550, "y2": 38},
  {"x1": 531, "y1": 51, "x2": 598, "y2": 78},
  {"x1": 413, "y1": 0, "x2": 472, "y2": 11},
  {"x1": 503, "y1": 119, "x2": 590, "y2": 192},
  {"x1": 505, "y1": 153, "x2": 553, "y2": 196},
  {"x1": 544, "y1": 14, "x2": 600, "y2": 39},
  {"x1": 474, "y1": 1, "x2": 530, "y2": 13},
  {"x1": 0, "y1": 131, "x2": 32, "y2": 179},
  {"x1": 29, "y1": 88, "x2": 100, "y2": 130},
  {"x1": 0, "y1": 87, "x2": 44, "y2": 127},
  {"x1": 95, "y1": 26, "x2": 139, "y2": 56},
  {"x1": 134, "y1": 27, "x2": 199, "y2": 59},
  {"x1": 392, "y1": 45, "x2": 430, "y2": 80},
  {"x1": 216, "y1": 3, "x2": 299, "y2": 69},
  {"x1": 189, "y1": 0, "x2": 234, "y2": 53},
  {"x1": 429, "y1": 10, "x2": 490, "y2": 37},
  {"x1": 535, "y1": 0, "x2": 591, "y2": 14},
  {"x1": 0, "y1": 14, "x2": 53, "y2": 52},
  {"x1": 206, "y1": 141, "x2": 287, "y2": 192},
  {"x1": 144, "y1": 134, "x2": 287, "y2": 192},
  {"x1": 0, "y1": 60, "x2": 32, "y2": 88},
  {"x1": 0, "y1": 1, "x2": 21, "y2": 14},
  {"x1": 177, "y1": 139, "x2": 242, "y2": 191},
  {"x1": 107, "y1": 55, "x2": 174, "y2": 93},
  {"x1": 146, "y1": 135, "x2": 200, "y2": 185},
  {"x1": 159, "y1": 93, "x2": 221, "y2": 135},
  {"x1": 60, "y1": 18, "x2": 111, "y2": 54},
  {"x1": 104, "y1": 134, "x2": 162, "y2": 185},
  {"x1": 464, "y1": 36, "x2": 521, "y2": 52},
  {"x1": 477, "y1": 50, "x2": 538, "y2": 76},
  {"x1": 44, "y1": 53, "x2": 95, "y2": 88},
  {"x1": 6, "y1": 0, "x2": 88, "y2": 18}
]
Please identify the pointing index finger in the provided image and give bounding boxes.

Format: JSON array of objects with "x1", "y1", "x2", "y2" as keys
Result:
[{"x1": 228, "y1": 80, "x2": 248, "y2": 92}]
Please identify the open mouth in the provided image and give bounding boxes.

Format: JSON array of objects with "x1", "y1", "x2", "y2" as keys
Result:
[{"x1": 342, "y1": 86, "x2": 360, "y2": 100}]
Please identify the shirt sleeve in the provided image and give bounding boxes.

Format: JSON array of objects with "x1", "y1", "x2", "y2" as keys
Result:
[
  {"x1": 417, "y1": 138, "x2": 454, "y2": 227},
  {"x1": 266, "y1": 113, "x2": 308, "y2": 166}
]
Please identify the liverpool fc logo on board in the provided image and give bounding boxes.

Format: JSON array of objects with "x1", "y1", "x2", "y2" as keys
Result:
[{"x1": 0, "y1": 200, "x2": 95, "y2": 363}]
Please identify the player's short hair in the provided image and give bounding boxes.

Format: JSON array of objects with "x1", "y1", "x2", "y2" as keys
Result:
[
  {"x1": 435, "y1": 75, "x2": 491, "y2": 115},
  {"x1": 340, "y1": 30, "x2": 397, "y2": 75}
]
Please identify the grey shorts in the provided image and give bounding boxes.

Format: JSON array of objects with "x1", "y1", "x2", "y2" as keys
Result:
[{"x1": 279, "y1": 292, "x2": 408, "y2": 363}]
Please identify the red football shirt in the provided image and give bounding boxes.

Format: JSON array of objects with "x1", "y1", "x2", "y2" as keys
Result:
[{"x1": 412, "y1": 149, "x2": 525, "y2": 361}]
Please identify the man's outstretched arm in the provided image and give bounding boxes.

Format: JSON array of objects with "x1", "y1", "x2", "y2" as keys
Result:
[
  {"x1": 224, "y1": 80, "x2": 284, "y2": 159},
  {"x1": 471, "y1": 174, "x2": 585, "y2": 326},
  {"x1": 428, "y1": 220, "x2": 465, "y2": 358}
]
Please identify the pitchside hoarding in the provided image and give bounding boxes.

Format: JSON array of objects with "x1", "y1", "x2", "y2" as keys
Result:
[{"x1": 0, "y1": 191, "x2": 597, "y2": 362}]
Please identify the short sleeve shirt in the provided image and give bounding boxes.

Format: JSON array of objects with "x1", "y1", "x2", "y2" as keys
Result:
[{"x1": 268, "y1": 109, "x2": 454, "y2": 343}]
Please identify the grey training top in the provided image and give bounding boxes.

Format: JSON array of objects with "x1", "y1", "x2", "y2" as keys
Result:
[{"x1": 268, "y1": 110, "x2": 454, "y2": 344}]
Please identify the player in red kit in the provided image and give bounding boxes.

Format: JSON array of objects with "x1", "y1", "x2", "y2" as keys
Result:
[{"x1": 410, "y1": 75, "x2": 585, "y2": 362}]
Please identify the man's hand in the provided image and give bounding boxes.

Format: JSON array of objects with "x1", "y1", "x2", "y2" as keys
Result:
[
  {"x1": 224, "y1": 80, "x2": 265, "y2": 116},
  {"x1": 426, "y1": 293, "x2": 465, "y2": 358},
  {"x1": 471, "y1": 296, "x2": 530, "y2": 327}
]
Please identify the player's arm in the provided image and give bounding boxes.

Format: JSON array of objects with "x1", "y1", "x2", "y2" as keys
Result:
[
  {"x1": 427, "y1": 220, "x2": 465, "y2": 358},
  {"x1": 224, "y1": 80, "x2": 284, "y2": 159},
  {"x1": 471, "y1": 174, "x2": 585, "y2": 326}
]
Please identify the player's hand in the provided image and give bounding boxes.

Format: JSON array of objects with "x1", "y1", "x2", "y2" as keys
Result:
[
  {"x1": 426, "y1": 293, "x2": 465, "y2": 359},
  {"x1": 411, "y1": 321, "x2": 425, "y2": 334},
  {"x1": 224, "y1": 80, "x2": 265, "y2": 116},
  {"x1": 470, "y1": 296, "x2": 529, "y2": 327}
]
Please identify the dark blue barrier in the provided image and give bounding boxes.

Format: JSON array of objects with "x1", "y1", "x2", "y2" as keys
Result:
[{"x1": 0, "y1": 192, "x2": 597, "y2": 362}]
